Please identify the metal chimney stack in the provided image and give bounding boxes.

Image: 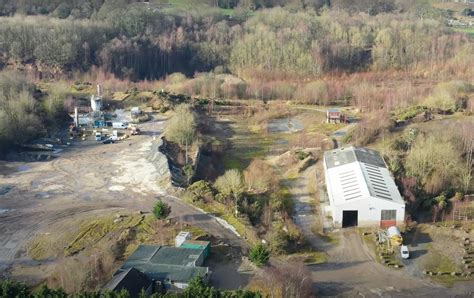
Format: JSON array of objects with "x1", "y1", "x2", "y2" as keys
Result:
[{"x1": 74, "y1": 107, "x2": 79, "y2": 127}]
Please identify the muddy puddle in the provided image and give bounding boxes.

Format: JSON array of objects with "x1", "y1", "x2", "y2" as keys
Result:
[
  {"x1": 17, "y1": 165, "x2": 32, "y2": 172},
  {"x1": 267, "y1": 117, "x2": 304, "y2": 133},
  {"x1": 0, "y1": 184, "x2": 14, "y2": 196}
]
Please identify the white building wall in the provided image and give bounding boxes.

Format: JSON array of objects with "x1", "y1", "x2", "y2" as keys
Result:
[
  {"x1": 332, "y1": 196, "x2": 405, "y2": 227},
  {"x1": 324, "y1": 148, "x2": 405, "y2": 228}
]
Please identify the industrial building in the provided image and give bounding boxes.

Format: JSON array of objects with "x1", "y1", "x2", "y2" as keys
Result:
[
  {"x1": 105, "y1": 235, "x2": 211, "y2": 295},
  {"x1": 323, "y1": 146, "x2": 405, "y2": 228}
]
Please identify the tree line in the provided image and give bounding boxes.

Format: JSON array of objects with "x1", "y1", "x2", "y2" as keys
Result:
[
  {"x1": 0, "y1": 0, "x2": 406, "y2": 17},
  {"x1": 0, "y1": 72, "x2": 69, "y2": 153},
  {"x1": 0, "y1": 1, "x2": 463, "y2": 81},
  {"x1": 0, "y1": 277, "x2": 261, "y2": 298}
]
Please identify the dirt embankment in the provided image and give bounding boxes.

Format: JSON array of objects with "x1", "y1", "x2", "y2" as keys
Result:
[{"x1": 158, "y1": 137, "x2": 201, "y2": 187}]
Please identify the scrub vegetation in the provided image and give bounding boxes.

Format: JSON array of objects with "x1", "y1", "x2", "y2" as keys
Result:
[{"x1": 0, "y1": 0, "x2": 473, "y2": 295}]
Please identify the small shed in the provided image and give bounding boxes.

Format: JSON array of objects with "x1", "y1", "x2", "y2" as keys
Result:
[
  {"x1": 326, "y1": 108, "x2": 346, "y2": 123},
  {"x1": 175, "y1": 231, "x2": 192, "y2": 247}
]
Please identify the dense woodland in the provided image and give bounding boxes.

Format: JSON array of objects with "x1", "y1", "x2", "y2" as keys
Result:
[
  {"x1": 0, "y1": 1, "x2": 472, "y2": 215},
  {"x1": 0, "y1": 0, "x2": 465, "y2": 80}
]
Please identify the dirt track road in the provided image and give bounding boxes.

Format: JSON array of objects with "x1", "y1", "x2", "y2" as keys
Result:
[
  {"x1": 290, "y1": 165, "x2": 474, "y2": 297},
  {"x1": 0, "y1": 115, "x2": 245, "y2": 280}
]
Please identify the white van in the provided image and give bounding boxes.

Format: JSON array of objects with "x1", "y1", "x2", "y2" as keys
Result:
[{"x1": 112, "y1": 122, "x2": 128, "y2": 129}]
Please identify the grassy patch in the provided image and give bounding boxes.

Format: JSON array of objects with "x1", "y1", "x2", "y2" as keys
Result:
[
  {"x1": 285, "y1": 251, "x2": 328, "y2": 265},
  {"x1": 223, "y1": 156, "x2": 244, "y2": 170},
  {"x1": 308, "y1": 122, "x2": 345, "y2": 135},
  {"x1": 423, "y1": 247, "x2": 465, "y2": 286},
  {"x1": 222, "y1": 119, "x2": 272, "y2": 170},
  {"x1": 64, "y1": 214, "x2": 146, "y2": 256},
  {"x1": 183, "y1": 195, "x2": 259, "y2": 245},
  {"x1": 286, "y1": 169, "x2": 299, "y2": 180},
  {"x1": 112, "y1": 92, "x2": 131, "y2": 102},
  {"x1": 319, "y1": 232, "x2": 339, "y2": 245},
  {"x1": 163, "y1": 0, "x2": 235, "y2": 16},
  {"x1": 453, "y1": 27, "x2": 474, "y2": 38},
  {"x1": 221, "y1": 214, "x2": 259, "y2": 245},
  {"x1": 28, "y1": 234, "x2": 66, "y2": 260},
  {"x1": 424, "y1": 248, "x2": 460, "y2": 272},
  {"x1": 28, "y1": 213, "x2": 156, "y2": 260}
]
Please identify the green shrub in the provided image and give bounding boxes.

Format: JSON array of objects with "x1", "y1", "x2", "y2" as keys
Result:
[
  {"x1": 188, "y1": 180, "x2": 215, "y2": 202},
  {"x1": 296, "y1": 151, "x2": 310, "y2": 161},
  {"x1": 392, "y1": 106, "x2": 426, "y2": 121},
  {"x1": 424, "y1": 81, "x2": 472, "y2": 114},
  {"x1": 270, "y1": 189, "x2": 294, "y2": 215},
  {"x1": 153, "y1": 201, "x2": 171, "y2": 220},
  {"x1": 267, "y1": 230, "x2": 289, "y2": 255},
  {"x1": 249, "y1": 243, "x2": 270, "y2": 267},
  {"x1": 0, "y1": 280, "x2": 30, "y2": 297}
]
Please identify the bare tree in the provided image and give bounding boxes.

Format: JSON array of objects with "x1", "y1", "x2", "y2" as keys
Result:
[
  {"x1": 244, "y1": 159, "x2": 278, "y2": 194},
  {"x1": 166, "y1": 104, "x2": 196, "y2": 164},
  {"x1": 252, "y1": 262, "x2": 314, "y2": 298}
]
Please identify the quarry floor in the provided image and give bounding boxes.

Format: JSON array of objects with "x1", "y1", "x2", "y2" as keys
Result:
[{"x1": 0, "y1": 114, "x2": 248, "y2": 288}]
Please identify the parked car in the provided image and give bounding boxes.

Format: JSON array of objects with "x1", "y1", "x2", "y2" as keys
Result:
[
  {"x1": 112, "y1": 122, "x2": 129, "y2": 129},
  {"x1": 102, "y1": 137, "x2": 115, "y2": 144},
  {"x1": 401, "y1": 245, "x2": 410, "y2": 259}
]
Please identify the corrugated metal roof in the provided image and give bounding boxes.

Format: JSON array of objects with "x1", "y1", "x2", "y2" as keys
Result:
[
  {"x1": 324, "y1": 146, "x2": 386, "y2": 169},
  {"x1": 105, "y1": 268, "x2": 152, "y2": 295},
  {"x1": 181, "y1": 240, "x2": 210, "y2": 249},
  {"x1": 361, "y1": 163, "x2": 393, "y2": 201},
  {"x1": 153, "y1": 246, "x2": 204, "y2": 267},
  {"x1": 324, "y1": 146, "x2": 404, "y2": 205},
  {"x1": 116, "y1": 245, "x2": 209, "y2": 283},
  {"x1": 119, "y1": 263, "x2": 209, "y2": 283},
  {"x1": 325, "y1": 148, "x2": 356, "y2": 168}
]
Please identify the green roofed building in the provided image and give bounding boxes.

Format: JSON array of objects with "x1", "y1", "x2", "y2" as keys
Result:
[
  {"x1": 180, "y1": 240, "x2": 211, "y2": 259},
  {"x1": 111, "y1": 243, "x2": 211, "y2": 292}
]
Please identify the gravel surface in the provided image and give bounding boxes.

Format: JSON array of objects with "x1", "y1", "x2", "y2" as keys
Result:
[
  {"x1": 0, "y1": 115, "x2": 247, "y2": 283},
  {"x1": 288, "y1": 164, "x2": 474, "y2": 297}
]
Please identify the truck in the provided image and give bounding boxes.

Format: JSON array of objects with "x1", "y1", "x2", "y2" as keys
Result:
[{"x1": 112, "y1": 122, "x2": 129, "y2": 129}]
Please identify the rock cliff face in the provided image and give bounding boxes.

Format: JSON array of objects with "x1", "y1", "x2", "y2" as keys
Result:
[
  {"x1": 147, "y1": 138, "x2": 173, "y2": 188},
  {"x1": 156, "y1": 137, "x2": 201, "y2": 188},
  {"x1": 156, "y1": 137, "x2": 187, "y2": 187}
]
